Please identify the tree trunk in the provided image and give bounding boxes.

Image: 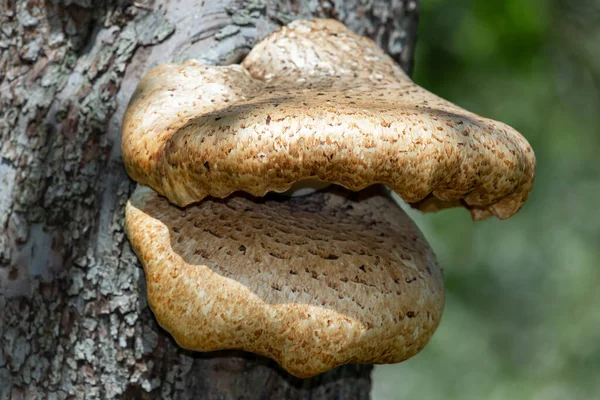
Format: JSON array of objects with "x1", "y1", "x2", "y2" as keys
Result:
[{"x1": 0, "y1": 1, "x2": 418, "y2": 398}]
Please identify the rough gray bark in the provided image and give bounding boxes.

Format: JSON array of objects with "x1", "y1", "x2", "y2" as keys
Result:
[{"x1": 0, "y1": 1, "x2": 419, "y2": 398}]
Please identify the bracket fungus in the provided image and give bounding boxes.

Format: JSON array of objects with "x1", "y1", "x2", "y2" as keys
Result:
[{"x1": 123, "y1": 19, "x2": 535, "y2": 378}]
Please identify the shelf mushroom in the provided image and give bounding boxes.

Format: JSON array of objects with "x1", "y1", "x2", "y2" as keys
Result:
[{"x1": 122, "y1": 19, "x2": 535, "y2": 378}]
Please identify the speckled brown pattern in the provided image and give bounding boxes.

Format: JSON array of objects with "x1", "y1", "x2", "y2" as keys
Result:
[
  {"x1": 125, "y1": 185, "x2": 444, "y2": 378},
  {"x1": 122, "y1": 19, "x2": 535, "y2": 220}
]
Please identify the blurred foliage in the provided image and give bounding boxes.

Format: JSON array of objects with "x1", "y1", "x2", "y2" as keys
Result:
[{"x1": 373, "y1": 0, "x2": 600, "y2": 399}]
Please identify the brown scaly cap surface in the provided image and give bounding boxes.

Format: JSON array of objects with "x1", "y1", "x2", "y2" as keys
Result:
[
  {"x1": 122, "y1": 18, "x2": 535, "y2": 220},
  {"x1": 125, "y1": 185, "x2": 444, "y2": 378}
]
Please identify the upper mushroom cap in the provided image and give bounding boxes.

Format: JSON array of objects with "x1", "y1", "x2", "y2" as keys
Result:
[
  {"x1": 122, "y1": 18, "x2": 535, "y2": 220},
  {"x1": 125, "y1": 184, "x2": 444, "y2": 378}
]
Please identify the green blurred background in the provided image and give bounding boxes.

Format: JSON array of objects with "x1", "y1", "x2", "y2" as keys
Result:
[{"x1": 373, "y1": 0, "x2": 600, "y2": 399}]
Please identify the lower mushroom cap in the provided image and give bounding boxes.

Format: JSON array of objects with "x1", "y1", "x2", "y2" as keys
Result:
[{"x1": 125, "y1": 184, "x2": 444, "y2": 377}]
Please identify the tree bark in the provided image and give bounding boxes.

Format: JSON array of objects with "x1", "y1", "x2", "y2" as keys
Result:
[{"x1": 0, "y1": 1, "x2": 419, "y2": 398}]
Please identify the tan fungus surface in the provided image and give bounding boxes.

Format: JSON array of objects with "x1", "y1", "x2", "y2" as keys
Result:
[
  {"x1": 125, "y1": 185, "x2": 444, "y2": 377},
  {"x1": 122, "y1": 19, "x2": 535, "y2": 220}
]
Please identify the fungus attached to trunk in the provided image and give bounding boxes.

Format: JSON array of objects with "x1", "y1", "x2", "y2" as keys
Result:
[{"x1": 122, "y1": 19, "x2": 536, "y2": 378}]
